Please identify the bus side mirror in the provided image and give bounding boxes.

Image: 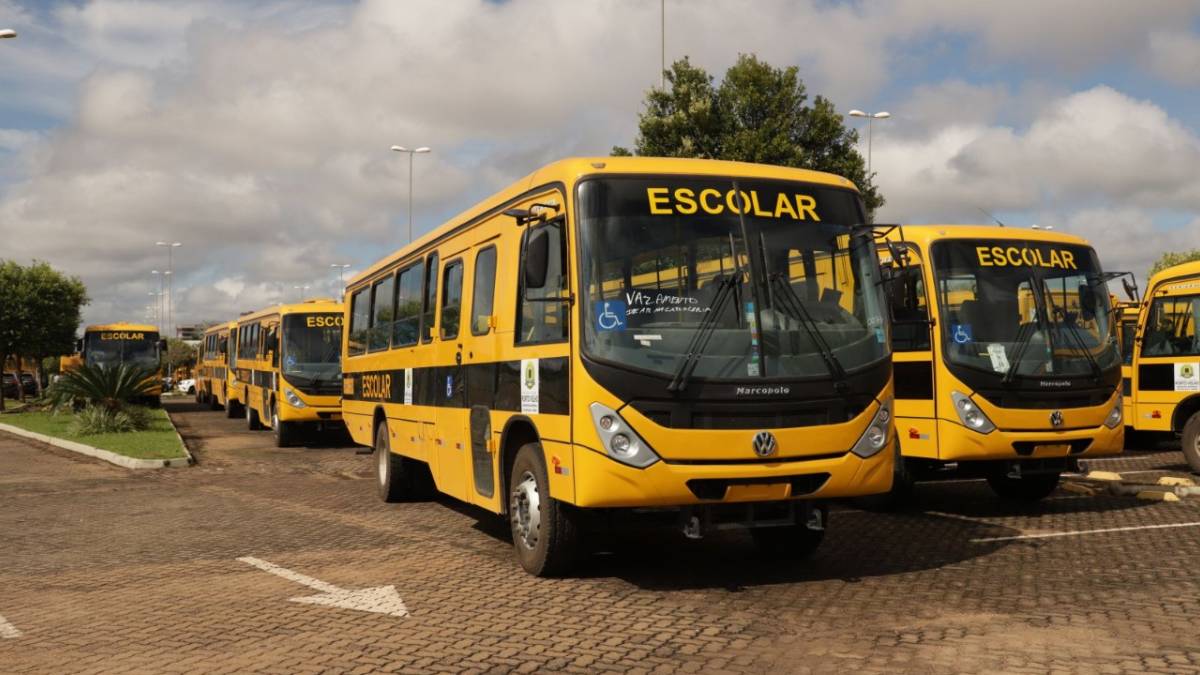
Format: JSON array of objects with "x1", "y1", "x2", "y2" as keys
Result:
[
  {"x1": 524, "y1": 227, "x2": 550, "y2": 290},
  {"x1": 886, "y1": 241, "x2": 910, "y2": 269}
]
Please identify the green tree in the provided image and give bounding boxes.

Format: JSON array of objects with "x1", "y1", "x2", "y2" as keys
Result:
[
  {"x1": 1148, "y1": 249, "x2": 1200, "y2": 280},
  {"x1": 613, "y1": 55, "x2": 884, "y2": 217},
  {"x1": 0, "y1": 261, "x2": 31, "y2": 411},
  {"x1": 17, "y1": 262, "x2": 88, "y2": 397},
  {"x1": 166, "y1": 338, "x2": 196, "y2": 374}
]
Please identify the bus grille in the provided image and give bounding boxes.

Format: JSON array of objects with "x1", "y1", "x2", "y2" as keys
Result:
[
  {"x1": 629, "y1": 397, "x2": 872, "y2": 429},
  {"x1": 974, "y1": 388, "x2": 1110, "y2": 410},
  {"x1": 685, "y1": 473, "x2": 830, "y2": 501}
]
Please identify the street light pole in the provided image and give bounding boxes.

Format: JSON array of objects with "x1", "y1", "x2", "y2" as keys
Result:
[
  {"x1": 156, "y1": 241, "x2": 181, "y2": 339},
  {"x1": 151, "y1": 271, "x2": 166, "y2": 332},
  {"x1": 389, "y1": 145, "x2": 431, "y2": 245},
  {"x1": 330, "y1": 264, "x2": 350, "y2": 296},
  {"x1": 846, "y1": 109, "x2": 891, "y2": 181},
  {"x1": 660, "y1": 0, "x2": 665, "y2": 90}
]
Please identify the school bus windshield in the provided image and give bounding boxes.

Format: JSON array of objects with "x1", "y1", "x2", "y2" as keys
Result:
[
  {"x1": 85, "y1": 332, "x2": 159, "y2": 370},
  {"x1": 577, "y1": 177, "x2": 888, "y2": 381},
  {"x1": 931, "y1": 239, "x2": 1118, "y2": 379},
  {"x1": 282, "y1": 314, "x2": 342, "y2": 394}
]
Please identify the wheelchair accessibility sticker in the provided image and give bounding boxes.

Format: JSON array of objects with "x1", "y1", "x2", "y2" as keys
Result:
[
  {"x1": 594, "y1": 301, "x2": 627, "y2": 331},
  {"x1": 950, "y1": 323, "x2": 973, "y2": 344}
]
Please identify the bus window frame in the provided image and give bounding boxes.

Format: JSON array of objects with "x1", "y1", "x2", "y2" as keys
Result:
[
  {"x1": 440, "y1": 258, "x2": 465, "y2": 341},
  {"x1": 392, "y1": 260, "x2": 423, "y2": 349},
  {"x1": 368, "y1": 272, "x2": 396, "y2": 354},
  {"x1": 515, "y1": 218, "x2": 570, "y2": 347},
  {"x1": 421, "y1": 251, "x2": 440, "y2": 344},
  {"x1": 471, "y1": 245, "x2": 498, "y2": 337},
  {"x1": 347, "y1": 286, "x2": 370, "y2": 357}
]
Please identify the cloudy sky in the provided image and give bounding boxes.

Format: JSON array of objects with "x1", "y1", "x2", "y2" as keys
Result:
[{"x1": 1, "y1": 0, "x2": 1199, "y2": 331}]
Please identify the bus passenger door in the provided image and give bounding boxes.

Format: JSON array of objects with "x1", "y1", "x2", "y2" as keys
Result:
[
  {"x1": 433, "y1": 256, "x2": 470, "y2": 501},
  {"x1": 463, "y1": 243, "x2": 500, "y2": 505},
  {"x1": 885, "y1": 247, "x2": 939, "y2": 461}
]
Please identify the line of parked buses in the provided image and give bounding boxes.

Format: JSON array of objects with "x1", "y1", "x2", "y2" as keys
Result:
[{"x1": 74, "y1": 158, "x2": 1200, "y2": 576}]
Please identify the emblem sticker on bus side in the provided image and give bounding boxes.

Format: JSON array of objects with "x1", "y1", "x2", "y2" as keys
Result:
[{"x1": 520, "y1": 359, "x2": 539, "y2": 414}]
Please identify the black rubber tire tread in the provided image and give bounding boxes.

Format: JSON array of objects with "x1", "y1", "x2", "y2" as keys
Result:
[
  {"x1": 225, "y1": 397, "x2": 240, "y2": 418},
  {"x1": 246, "y1": 402, "x2": 263, "y2": 430},
  {"x1": 751, "y1": 516, "x2": 826, "y2": 559},
  {"x1": 1181, "y1": 413, "x2": 1200, "y2": 474},
  {"x1": 986, "y1": 470, "x2": 1061, "y2": 501},
  {"x1": 373, "y1": 421, "x2": 432, "y2": 502},
  {"x1": 273, "y1": 407, "x2": 293, "y2": 448},
  {"x1": 510, "y1": 443, "x2": 580, "y2": 577}
]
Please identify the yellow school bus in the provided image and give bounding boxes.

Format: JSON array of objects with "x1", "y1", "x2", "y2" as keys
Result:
[
  {"x1": 1126, "y1": 260, "x2": 1200, "y2": 470},
  {"x1": 342, "y1": 157, "x2": 895, "y2": 575},
  {"x1": 197, "y1": 321, "x2": 237, "y2": 413},
  {"x1": 62, "y1": 323, "x2": 166, "y2": 405},
  {"x1": 233, "y1": 299, "x2": 344, "y2": 447},
  {"x1": 879, "y1": 225, "x2": 1123, "y2": 501}
]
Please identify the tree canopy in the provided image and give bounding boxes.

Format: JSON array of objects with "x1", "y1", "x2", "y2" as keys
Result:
[
  {"x1": 613, "y1": 55, "x2": 884, "y2": 217},
  {"x1": 0, "y1": 259, "x2": 89, "y2": 408},
  {"x1": 1148, "y1": 249, "x2": 1200, "y2": 280}
]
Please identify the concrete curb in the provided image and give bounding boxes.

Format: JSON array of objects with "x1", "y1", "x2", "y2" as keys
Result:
[{"x1": 0, "y1": 418, "x2": 194, "y2": 470}]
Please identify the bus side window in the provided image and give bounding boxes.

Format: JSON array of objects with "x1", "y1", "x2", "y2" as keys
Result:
[
  {"x1": 348, "y1": 287, "x2": 369, "y2": 356},
  {"x1": 517, "y1": 220, "x2": 568, "y2": 345},
  {"x1": 421, "y1": 252, "x2": 440, "y2": 343},
  {"x1": 441, "y1": 259, "x2": 464, "y2": 340},
  {"x1": 369, "y1": 274, "x2": 395, "y2": 353},
  {"x1": 471, "y1": 246, "x2": 497, "y2": 336},
  {"x1": 393, "y1": 262, "x2": 422, "y2": 348}
]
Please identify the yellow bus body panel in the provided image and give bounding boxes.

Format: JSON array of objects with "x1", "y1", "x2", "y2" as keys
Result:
[{"x1": 1128, "y1": 260, "x2": 1200, "y2": 434}]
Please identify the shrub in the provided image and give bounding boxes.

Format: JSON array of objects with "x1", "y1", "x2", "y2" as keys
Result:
[
  {"x1": 48, "y1": 363, "x2": 159, "y2": 412},
  {"x1": 69, "y1": 405, "x2": 153, "y2": 435}
]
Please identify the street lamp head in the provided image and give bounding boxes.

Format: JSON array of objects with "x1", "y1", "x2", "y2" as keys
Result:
[
  {"x1": 390, "y1": 145, "x2": 407, "y2": 152},
  {"x1": 414, "y1": 147, "x2": 431, "y2": 153},
  {"x1": 0, "y1": 29, "x2": 16, "y2": 39},
  {"x1": 848, "y1": 109, "x2": 867, "y2": 117},
  {"x1": 873, "y1": 111, "x2": 891, "y2": 119},
  {"x1": 155, "y1": 241, "x2": 182, "y2": 247}
]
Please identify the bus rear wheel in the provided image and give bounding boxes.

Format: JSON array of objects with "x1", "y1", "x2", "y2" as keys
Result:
[
  {"x1": 373, "y1": 421, "x2": 432, "y2": 502},
  {"x1": 246, "y1": 402, "x2": 263, "y2": 430},
  {"x1": 986, "y1": 468, "x2": 1060, "y2": 501},
  {"x1": 225, "y1": 397, "x2": 240, "y2": 418},
  {"x1": 1182, "y1": 412, "x2": 1200, "y2": 474},
  {"x1": 509, "y1": 443, "x2": 580, "y2": 577},
  {"x1": 751, "y1": 505, "x2": 827, "y2": 559}
]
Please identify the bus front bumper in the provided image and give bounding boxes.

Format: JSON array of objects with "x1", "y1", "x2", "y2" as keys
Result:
[
  {"x1": 570, "y1": 440, "x2": 894, "y2": 509},
  {"x1": 935, "y1": 418, "x2": 1123, "y2": 463}
]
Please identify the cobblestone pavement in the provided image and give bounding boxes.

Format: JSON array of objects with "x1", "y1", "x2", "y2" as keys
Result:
[{"x1": 1, "y1": 401, "x2": 1199, "y2": 674}]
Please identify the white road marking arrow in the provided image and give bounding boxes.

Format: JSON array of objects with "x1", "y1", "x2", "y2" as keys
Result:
[
  {"x1": 237, "y1": 556, "x2": 409, "y2": 618},
  {"x1": 0, "y1": 612, "x2": 21, "y2": 639}
]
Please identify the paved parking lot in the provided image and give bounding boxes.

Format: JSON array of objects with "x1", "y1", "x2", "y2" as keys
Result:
[{"x1": 1, "y1": 401, "x2": 1199, "y2": 674}]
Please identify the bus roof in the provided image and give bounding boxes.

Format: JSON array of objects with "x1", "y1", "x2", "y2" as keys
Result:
[
  {"x1": 349, "y1": 156, "x2": 860, "y2": 287},
  {"x1": 234, "y1": 298, "x2": 343, "y2": 325},
  {"x1": 201, "y1": 320, "x2": 237, "y2": 337},
  {"x1": 1146, "y1": 259, "x2": 1200, "y2": 296},
  {"x1": 84, "y1": 322, "x2": 159, "y2": 333},
  {"x1": 886, "y1": 224, "x2": 1091, "y2": 249}
]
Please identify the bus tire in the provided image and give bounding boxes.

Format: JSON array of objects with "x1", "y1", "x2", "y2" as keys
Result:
[
  {"x1": 509, "y1": 443, "x2": 580, "y2": 577},
  {"x1": 211, "y1": 393, "x2": 224, "y2": 411},
  {"x1": 1182, "y1": 413, "x2": 1200, "y2": 474},
  {"x1": 273, "y1": 406, "x2": 294, "y2": 448},
  {"x1": 751, "y1": 506, "x2": 827, "y2": 559},
  {"x1": 986, "y1": 469, "x2": 1060, "y2": 501},
  {"x1": 375, "y1": 422, "x2": 410, "y2": 503},
  {"x1": 225, "y1": 397, "x2": 240, "y2": 418},
  {"x1": 246, "y1": 402, "x2": 263, "y2": 430},
  {"x1": 855, "y1": 445, "x2": 914, "y2": 511}
]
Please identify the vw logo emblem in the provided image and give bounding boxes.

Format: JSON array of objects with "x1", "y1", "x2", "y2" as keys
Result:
[
  {"x1": 752, "y1": 430, "x2": 778, "y2": 457},
  {"x1": 1049, "y1": 410, "x2": 1064, "y2": 428}
]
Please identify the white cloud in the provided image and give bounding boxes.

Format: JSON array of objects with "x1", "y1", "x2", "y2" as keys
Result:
[{"x1": 1146, "y1": 30, "x2": 1200, "y2": 86}]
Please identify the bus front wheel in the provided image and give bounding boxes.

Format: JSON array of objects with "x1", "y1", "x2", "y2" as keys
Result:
[
  {"x1": 986, "y1": 468, "x2": 1060, "y2": 501},
  {"x1": 509, "y1": 443, "x2": 580, "y2": 577},
  {"x1": 1181, "y1": 413, "x2": 1200, "y2": 474},
  {"x1": 246, "y1": 402, "x2": 263, "y2": 430},
  {"x1": 273, "y1": 406, "x2": 294, "y2": 448},
  {"x1": 751, "y1": 506, "x2": 827, "y2": 559},
  {"x1": 225, "y1": 398, "x2": 240, "y2": 419}
]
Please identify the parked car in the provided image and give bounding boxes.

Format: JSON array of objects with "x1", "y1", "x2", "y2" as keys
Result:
[
  {"x1": 19, "y1": 372, "x2": 37, "y2": 396},
  {"x1": 1, "y1": 373, "x2": 18, "y2": 398},
  {"x1": 178, "y1": 378, "x2": 196, "y2": 395}
]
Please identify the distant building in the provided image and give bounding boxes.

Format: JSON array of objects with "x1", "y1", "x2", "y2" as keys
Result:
[{"x1": 175, "y1": 324, "x2": 204, "y2": 341}]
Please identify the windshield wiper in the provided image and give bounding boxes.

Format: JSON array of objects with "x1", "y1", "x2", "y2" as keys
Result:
[
  {"x1": 667, "y1": 272, "x2": 740, "y2": 393},
  {"x1": 1002, "y1": 274, "x2": 1044, "y2": 385},
  {"x1": 766, "y1": 272, "x2": 848, "y2": 383},
  {"x1": 1043, "y1": 286, "x2": 1103, "y2": 381}
]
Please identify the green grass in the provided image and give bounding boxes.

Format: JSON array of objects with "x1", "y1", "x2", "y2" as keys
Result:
[{"x1": 0, "y1": 407, "x2": 186, "y2": 460}]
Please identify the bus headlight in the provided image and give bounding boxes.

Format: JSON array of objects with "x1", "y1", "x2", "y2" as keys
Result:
[
  {"x1": 951, "y1": 391, "x2": 994, "y2": 434},
  {"x1": 589, "y1": 402, "x2": 659, "y2": 469},
  {"x1": 850, "y1": 397, "x2": 893, "y2": 458},
  {"x1": 285, "y1": 388, "x2": 307, "y2": 409},
  {"x1": 1104, "y1": 395, "x2": 1123, "y2": 429}
]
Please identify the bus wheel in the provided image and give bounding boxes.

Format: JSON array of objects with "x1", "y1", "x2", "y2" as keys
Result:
[
  {"x1": 751, "y1": 505, "x2": 827, "y2": 559},
  {"x1": 1182, "y1": 413, "x2": 1200, "y2": 474},
  {"x1": 986, "y1": 468, "x2": 1060, "y2": 501},
  {"x1": 509, "y1": 443, "x2": 580, "y2": 577},
  {"x1": 246, "y1": 402, "x2": 263, "y2": 430},
  {"x1": 273, "y1": 406, "x2": 293, "y2": 448},
  {"x1": 195, "y1": 388, "x2": 204, "y2": 405},
  {"x1": 211, "y1": 394, "x2": 224, "y2": 412},
  {"x1": 225, "y1": 397, "x2": 239, "y2": 418}
]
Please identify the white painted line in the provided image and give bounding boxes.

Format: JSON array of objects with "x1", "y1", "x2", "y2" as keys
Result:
[
  {"x1": 925, "y1": 511, "x2": 997, "y2": 525},
  {"x1": 971, "y1": 521, "x2": 1200, "y2": 543},
  {"x1": 238, "y1": 556, "x2": 409, "y2": 617},
  {"x1": 0, "y1": 612, "x2": 21, "y2": 639}
]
